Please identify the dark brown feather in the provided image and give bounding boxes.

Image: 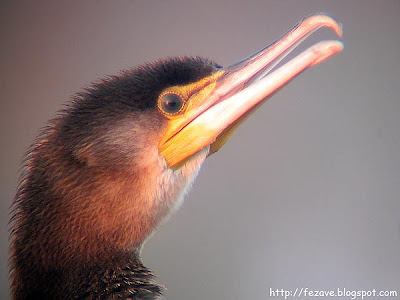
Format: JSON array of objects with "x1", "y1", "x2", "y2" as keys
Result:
[{"x1": 10, "y1": 57, "x2": 220, "y2": 299}]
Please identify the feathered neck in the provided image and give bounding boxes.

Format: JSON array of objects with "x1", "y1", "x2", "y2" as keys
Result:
[{"x1": 10, "y1": 112, "x2": 208, "y2": 299}]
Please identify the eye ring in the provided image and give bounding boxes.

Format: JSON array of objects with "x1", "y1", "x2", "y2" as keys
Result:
[{"x1": 158, "y1": 92, "x2": 185, "y2": 116}]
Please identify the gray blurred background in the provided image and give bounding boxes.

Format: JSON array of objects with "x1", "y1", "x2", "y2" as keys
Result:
[{"x1": 1, "y1": 1, "x2": 399, "y2": 299}]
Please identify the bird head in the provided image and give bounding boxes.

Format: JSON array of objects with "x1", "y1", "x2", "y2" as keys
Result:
[{"x1": 12, "y1": 15, "x2": 342, "y2": 266}]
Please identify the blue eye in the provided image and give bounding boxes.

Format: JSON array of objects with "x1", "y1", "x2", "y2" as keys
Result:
[{"x1": 159, "y1": 93, "x2": 184, "y2": 115}]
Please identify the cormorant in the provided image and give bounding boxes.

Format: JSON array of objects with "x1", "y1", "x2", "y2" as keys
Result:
[{"x1": 10, "y1": 15, "x2": 342, "y2": 299}]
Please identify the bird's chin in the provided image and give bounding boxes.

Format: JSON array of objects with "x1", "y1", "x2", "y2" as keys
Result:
[
  {"x1": 167, "y1": 146, "x2": 210, "y2": 175},
  {"x1": 153, "y1": 146, "x2": 209, "y2": 228}
]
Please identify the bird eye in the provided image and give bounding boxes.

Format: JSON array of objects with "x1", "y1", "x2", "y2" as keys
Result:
[{"x1": 159, "y1": 93, "x2": 185, "y2": 115}]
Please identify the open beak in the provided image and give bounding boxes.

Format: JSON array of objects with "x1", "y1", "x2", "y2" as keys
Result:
[{"x1": 159, "y1": 14, "x2": 343, "y2": 169}]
